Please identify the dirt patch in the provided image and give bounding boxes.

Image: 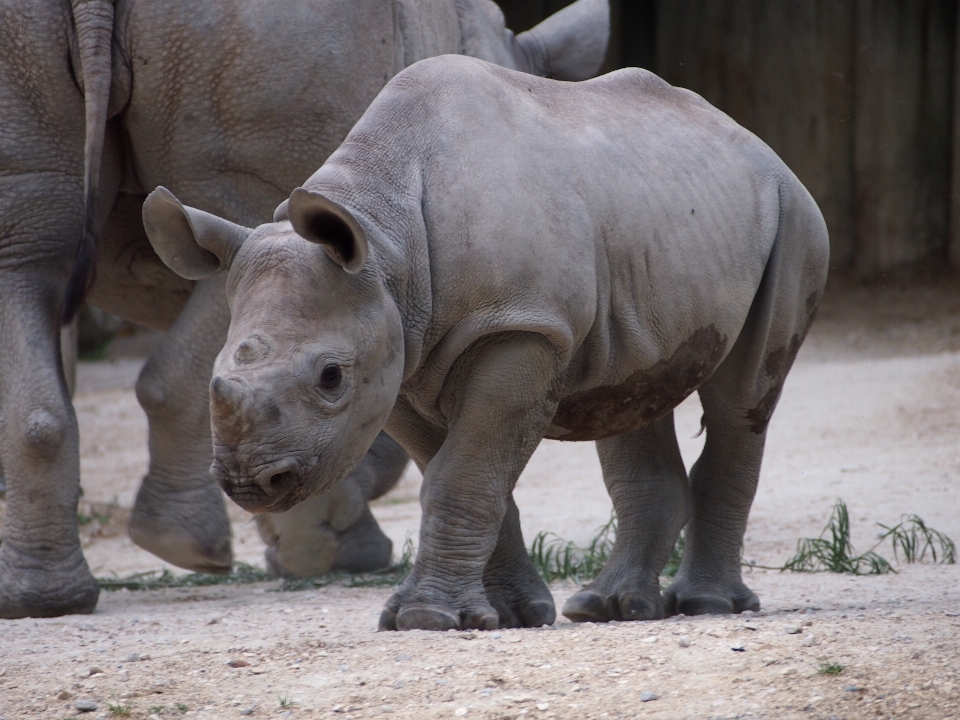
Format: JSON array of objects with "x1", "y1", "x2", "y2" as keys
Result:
[{"x1": 2, "y1": 278, "x2": 960, "y2": 719}]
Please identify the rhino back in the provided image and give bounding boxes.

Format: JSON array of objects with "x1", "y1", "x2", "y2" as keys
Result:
[
  {"x1": 310, "y1": 56, "x2": 797, "y2": 427},
  {"x1": 117, "y1": 0, "x2": 402, "y2": 226}
]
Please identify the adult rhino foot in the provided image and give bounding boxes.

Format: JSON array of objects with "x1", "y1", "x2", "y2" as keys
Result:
[
  {"x1": 129, "y1": 474, "x2": 232, "y2": 574},
  {"x1": 379, "y1": 578, "x2": 498, "y2": 632},
  {"x1": 0, "y1": 543, "x2": 98, "y2": 618},
  {"x1": 562, "y1": 572, "x2": 663, "y2": 623},
  {"x1": 662, "y1": 574, "x2": 760, "y2": 616},
  {"x1": 257, "y1": 477, "x2": 392, "y2": 579}
]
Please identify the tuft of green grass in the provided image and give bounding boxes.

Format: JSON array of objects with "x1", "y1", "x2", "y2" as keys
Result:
[
  {"x1": 781, "y1": 501, "x2": 893, "y2": 574},
  {"x1": 77, "y1": 512, "x2": 93, "y2": 526},
  {"x1": 528, "y1": 514, "x2": 617, "y2": 583},
  {"x1": 877, "y1": 514, "x2": 955, "y2": 565},
  {"x1": 97, "y1": 562, "x2": 271, "y2": 591},
  {"x1": 148, "y1": 707, "x2": 165, "y2": 715},
  {"x1": 107, "y1": 700, "x2": 131, "y2": 716},
  {"x1": 818, "y1": 662, "x2": 845, "y2": 675},
  {"x1": 278, "y1": 695, "x2": 299, "y2": 709},
  {"x1": 176, "y1": 702, "x2": 189, "y2": 713},
  {"x1": 662, "y1": 530, "x2": 685, "y2": 579},
  {"x1": 780, "y1": 500, "x2": 955, "y2": 575}
]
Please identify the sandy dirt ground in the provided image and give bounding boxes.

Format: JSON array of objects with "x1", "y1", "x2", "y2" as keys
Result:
[{"x1": 2, "y1": 277, "x2": 960, "y2": 720}]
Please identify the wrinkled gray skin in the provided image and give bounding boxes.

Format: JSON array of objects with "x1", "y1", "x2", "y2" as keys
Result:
[
  {"x1": 144, "y1": 56, "x2": 830, "y2": 631},
  {"x1": 0, "y1": 0, "x2": 609, "y2": 618}
]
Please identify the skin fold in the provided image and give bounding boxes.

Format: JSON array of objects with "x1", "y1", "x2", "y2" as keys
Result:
[
  {"x1": 142, "y1": 56, "x2": 830, "y2": 631},
  {"x1": 0, "y1": 0, "x2": 609, "y2": 617}
]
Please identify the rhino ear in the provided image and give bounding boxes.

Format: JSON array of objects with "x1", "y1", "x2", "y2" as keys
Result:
[
  {"x1": 288, "y1": 187, "x2": 368, "y2": 274},
  {"x1": 142, "y1": 186, "x2": 252, "y2": 280},
  {"x1": 273, "y1": 198, "x2": 290, "y2": 222}
]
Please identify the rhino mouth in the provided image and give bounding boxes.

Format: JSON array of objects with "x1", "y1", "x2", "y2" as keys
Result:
[{"x1": 212, "y1": 456, "x2": 304, "y2": 514}]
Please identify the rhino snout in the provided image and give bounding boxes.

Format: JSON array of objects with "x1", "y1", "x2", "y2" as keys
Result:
[{"x1": 212, "y1": 456, "x2": 302, "y2": 512}]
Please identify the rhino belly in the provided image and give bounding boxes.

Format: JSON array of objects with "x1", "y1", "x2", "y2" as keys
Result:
[{"x1": 546, "y1": 325, "x2": 727, "y2": 441}]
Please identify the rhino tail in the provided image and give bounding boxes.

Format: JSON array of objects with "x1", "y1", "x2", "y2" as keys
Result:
[
  {"x1": 513, "y1": 0, "x2": 610, "y2": 81},
  {"x1": 62, "y1": 0, "x2": 116, "y2": 324}
]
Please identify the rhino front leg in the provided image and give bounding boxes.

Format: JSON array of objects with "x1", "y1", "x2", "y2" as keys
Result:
[
  {"x1": 256, "y1": 431, "x2": 408, "y2": 578},
  {"x1": 129, "y1": 275, "x2": 234, "y2": 574},
  {"x1": 379, "y1": 334, "x2": 562, "y2": 632},
  {"x1": 0, "y1": 286, "x2": 98, "y2": 618},
  {"x1": 563, "y1": 412, "x2": 690, "y2": 623}
]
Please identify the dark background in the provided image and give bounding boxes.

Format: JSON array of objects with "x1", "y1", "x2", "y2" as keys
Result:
[{"x1": 499, "y1": 0, "x2": 960, "y2": 279}]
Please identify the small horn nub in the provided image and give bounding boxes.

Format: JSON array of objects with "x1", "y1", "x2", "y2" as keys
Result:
[{"x1": 211, "y1": 376, "x2": 244, "y2": 420}]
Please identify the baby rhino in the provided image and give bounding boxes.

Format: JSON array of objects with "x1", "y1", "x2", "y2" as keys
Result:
[{"x1": 143, "y1": 55, "x2": 829, "y2": 631}]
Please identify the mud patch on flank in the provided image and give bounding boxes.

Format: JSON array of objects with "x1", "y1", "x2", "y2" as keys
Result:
[
  {"x1": 746, "y1": 291, "x2": 821, "y2": 434},
  {"x1": 550, "y1": 325, "x2": 727, "y2": 441}
]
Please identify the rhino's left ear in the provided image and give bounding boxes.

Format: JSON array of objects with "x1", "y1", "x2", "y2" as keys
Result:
[
  {"x1": 143, "y1": 186, "x2": 253, "y2": 280},
  {"x1": 288, "y1": 187, "x2": 368, "y2": 274}
]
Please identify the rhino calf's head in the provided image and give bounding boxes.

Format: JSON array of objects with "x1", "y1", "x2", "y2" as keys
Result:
[{"x1": 142, "y1": 186, "x2": 404, "y2": 513}]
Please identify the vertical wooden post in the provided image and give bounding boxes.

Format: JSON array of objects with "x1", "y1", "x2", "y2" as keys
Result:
[
  {"x1": 655, "y1": 0, "x2": 856, "y2": 268},
  {"x1": 852, "y1": 0, "x2": 955, "y2": 276},
  {"x1": 950, "y1": 0, "x2": 960, "y2": 267}
]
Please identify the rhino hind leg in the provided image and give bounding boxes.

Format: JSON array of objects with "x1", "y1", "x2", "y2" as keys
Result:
[
  {"x1": 563, "y1": 413, "x2": 690, "y2": 623},
  {"x1": 256, "y1": 430, "x2": 406, "y2": 578},
  {"x1": 483, "y1": 494, "x2": 555, "y2": 629},
  {"x1": 663, "y1": 181, "x2": 828, "y2": 617},
  {"x1": 128, "y1": 276, "x2": 233, "y2": 574}
]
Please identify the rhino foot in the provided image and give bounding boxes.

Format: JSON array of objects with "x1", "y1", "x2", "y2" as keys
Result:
[
  {"x1": 129, "y1": 474, "x2": 233, "y2": 574},
  {"x1": 562, "y1": 572, "x2": 663, "y2": 623},
  {"x1": 257, "y1": 476, "x2": 393, "y2": 579},
  {"x1": 662, "y1": 574, "x2": 760, "y2": 616},
  {"x1": 0, "y1": 543, "x2": 99, "y2": 619},
  {"x1": 482, "y1": 497, "x2": 556, "y2": 629},
  {"x1": 379, "y1": 578, "x2": 499, "y2": 632}
]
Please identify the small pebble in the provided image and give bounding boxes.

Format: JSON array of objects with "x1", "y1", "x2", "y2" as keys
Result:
[
  {"x1": 490, "y1": 633, "x2": 502, "y2": 640},
  {"x1": 58, "y1": 690, "x2": 73, "y2": 700},
  {"x1": 536, "y1": 703, "x2": 549, "y2": 710},
  {"x1": 118, "y1": 669, "x2": 129, "y2": 682},
  {"x1": 147, "y1": 715, "x2": 162, "y2": 720},
  {"x1": 844, "y1": 685, "x2": 861, "y2": 693},
  {"x1": 640, "y1": 692, "x2": 658, "y2": 702},
  {"x1": 75, "y1": 700, "x2": 98, "y2": 713},
  {"x1": 126, "y1": 653, "x2": 140, "y2": 662},
  {"x1": 240, "y1": 709, "x2": 255, "y2": 717},
  {"x1": 784, "y1": 626, "x2": 801, "y2": 634},
  {"x1": 440, "y1": 692, "x2": 455, "y2": 702},
  {"x1": 454, "y1": 708, "x2": 468, "y2": 717},
  {"x1": 802, "y1": 634, "x2": 817, "y2": 647},
  {"x1": 731, "y1": 643, "x2": 745, "y2": 652},
  {"x1": 395, "y1": 653, "x2": 412, "y2": 662},
  {"x1": 381, "y1": 706, "x2": 395, "y2": 713},
  {"x1": 678, "y1": 635, "x2": 691, "y2": 648}
]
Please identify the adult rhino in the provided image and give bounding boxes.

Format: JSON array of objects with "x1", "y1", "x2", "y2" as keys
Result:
[
  {"x1": 144, "y1": 55, "x2": 829, "y2": 631},
  {"x1": 0, "y1": 0, "x2": 609, "y2": 618}
]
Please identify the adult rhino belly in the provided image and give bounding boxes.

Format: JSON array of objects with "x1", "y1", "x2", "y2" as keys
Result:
[{"x1": 546, "y1": 325, "x2": 727, "y2": 441}]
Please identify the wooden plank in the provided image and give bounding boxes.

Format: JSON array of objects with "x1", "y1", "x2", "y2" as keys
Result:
[
  {"x1": 852, "y1": 0, "x2": 956, "y2": 275},
  {"x1": 656, "y1": 1, "x2": 857, "y2": 268},
  {"x1": 950, "y1": 1, "x2": 960, "y2": 267}
]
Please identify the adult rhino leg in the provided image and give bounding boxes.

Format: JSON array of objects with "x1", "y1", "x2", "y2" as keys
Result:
[
  {"x1": 663, "y1": 188, "x2": 828, "y2": 616},
  {"x1": 0, "y1": 284, "x2": 98, "y2": 618},
  {"x1": 129, "y1": 275, "x2": 233, "y2": 574},
  {"x1": 563, "y1": 413, "x2": 690, "y2": 623},
  {"x1": 256, "y1": 431, "x2": 408, "y2": 578}
]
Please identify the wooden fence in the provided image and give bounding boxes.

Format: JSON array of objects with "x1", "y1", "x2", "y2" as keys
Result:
[{"x1": 498, "y1": 0, "x2": 960, "y2": 276}]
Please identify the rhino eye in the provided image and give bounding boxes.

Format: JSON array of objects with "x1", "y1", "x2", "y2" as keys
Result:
[{"x1": 319, "y1": 364, "x2": 342, "y2": 390}]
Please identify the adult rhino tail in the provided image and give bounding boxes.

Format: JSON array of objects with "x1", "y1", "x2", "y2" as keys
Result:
[{"x1": 62, "y1": 0, "x2": 116, "y2": 325}]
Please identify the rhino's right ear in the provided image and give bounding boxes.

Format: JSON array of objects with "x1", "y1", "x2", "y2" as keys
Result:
[
  {"x1": 142, "y1": 186, "x2": 253, "y2": 280},
  {"x1": 287, "y1": 187, "x2": 368, "y2": 274}
]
